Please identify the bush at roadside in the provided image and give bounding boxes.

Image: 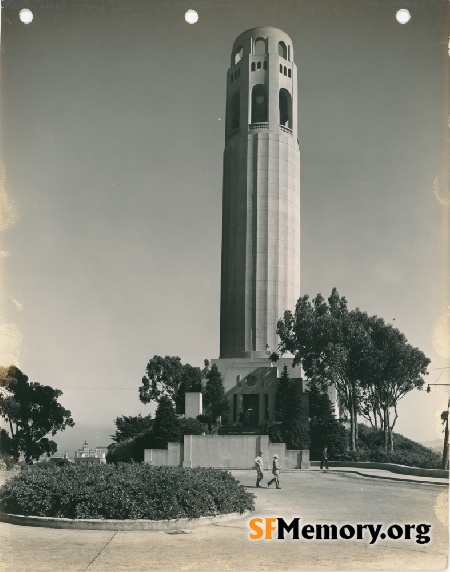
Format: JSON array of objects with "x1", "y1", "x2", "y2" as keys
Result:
[
  {"x1": 0, "y1": 463, "x2": 255, "y2": 520},
  {"x1": 333, "y1": 448, "x2": 442, "y2": 469}
]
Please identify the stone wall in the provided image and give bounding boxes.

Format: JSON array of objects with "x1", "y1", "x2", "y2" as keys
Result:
[{"x1": 144, "y1": 434, "x2": 309, "y2": 470}]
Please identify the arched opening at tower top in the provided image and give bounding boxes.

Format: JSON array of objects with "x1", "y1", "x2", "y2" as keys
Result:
[
  {"x1": 234, "y1": 46, "x2": 244, "y2": 65},
  {"x1": 251, "y1": 85, "x2": 268, "y2": 124},
  {"x1": 254, "y1": 38, "x2": 266, "y2": 55},
  {"x1": 279, "y1": 88, "x2": 292, "y2": 129},
  {"x1": 278, "y1": 41, "x2": 288, "y2": 60},
  {"x1": 230, "y1": 92, "x2": 240, "y2": 132}
]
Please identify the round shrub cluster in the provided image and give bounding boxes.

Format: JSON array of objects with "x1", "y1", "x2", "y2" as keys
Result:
[{"x1": 0, "y1": 463, "x2": 255, "y2": 520}]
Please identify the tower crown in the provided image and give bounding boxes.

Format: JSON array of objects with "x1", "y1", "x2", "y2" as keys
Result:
[
  {"x1": 230, "y1": 27, "x2": 294, "y2": 66},
  {"x1": 226, "y1": 26, "x2": 298, "y2": 143}
]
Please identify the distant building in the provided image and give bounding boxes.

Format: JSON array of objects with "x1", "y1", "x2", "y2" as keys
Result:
[{"x1": 73, "y1": 441, "x2": 108, "y2": 464}]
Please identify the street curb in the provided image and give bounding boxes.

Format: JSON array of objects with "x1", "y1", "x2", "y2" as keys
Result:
[
  {"x1": 0, "y1": 509, "x2": 252, "y2": 531},
  {"x1": 312, "y1": 468, "x2": 448, "y2": 486}
]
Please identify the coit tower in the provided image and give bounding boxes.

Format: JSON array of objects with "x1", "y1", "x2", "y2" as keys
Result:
[{"x1": 219, "y1": 26, "x2": 300, "y2": 361}]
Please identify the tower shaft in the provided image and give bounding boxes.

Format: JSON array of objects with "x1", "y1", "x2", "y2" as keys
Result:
[{"x1": 220, "y1": 27, "x2": 300, "y2": 359}]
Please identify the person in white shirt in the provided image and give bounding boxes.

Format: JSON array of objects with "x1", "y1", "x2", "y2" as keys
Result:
[{"x1": 254, "y1": 450, "x2": 264, "y2": 487}]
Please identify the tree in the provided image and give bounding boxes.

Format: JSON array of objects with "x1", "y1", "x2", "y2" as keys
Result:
[
  {"x1": 308, "y1": 386, "x2": 347, "y2": 460},
  {"x1": 139, "y1": 355, "x2": 202, "y2": 413},
  {"x1": 0, "y1": 366, "x2": 74, "y2": 463},
  {"x1": 274, "y1": 365, "x2": 291, "y2": 423},
  {"x1": 275, "y1": 288, "x2": 430, "y2": 451},
  {"x1": 270, "y1": 365, "x2": 309, "y2": 450},
  {"x1": 203, "y1": 363, "x2": 229, "y2": 421},
  {"x1": 152, "y1": 395, "x2": 180, "y2": 447},
  {"x1": 358, "y1": 315, "x2": 430, "y2": 452},
  {"x1": 276, "y1": 289, "x2": 366, "y2": 450},
  {"x1": 110, "y1": 414, "x2": 153, "y2": 443}
]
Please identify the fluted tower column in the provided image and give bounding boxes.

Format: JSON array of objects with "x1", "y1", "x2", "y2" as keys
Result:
[{"x1": 220, "y1": 26, "x2": 301, "y2": 359}]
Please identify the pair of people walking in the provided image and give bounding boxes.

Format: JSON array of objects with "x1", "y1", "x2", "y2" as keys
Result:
[{"x1": 254, "y1": 451, "x2": 281, "y2": 489}]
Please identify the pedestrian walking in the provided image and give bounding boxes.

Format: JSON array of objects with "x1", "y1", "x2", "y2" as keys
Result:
[
  {"x1": 320, "y1": 446, "x2": 329, "y2": 470},
  {"x1": 267, "y1": 454, "x2": 281, "y2": 489},
  {"x1": 254, "y1": 450, "x2": 264, "y2": 487}
]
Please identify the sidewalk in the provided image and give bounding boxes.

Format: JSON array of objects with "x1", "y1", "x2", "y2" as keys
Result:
[{"x1": 306, "y1": 465, "x2": 449, "y2": 486}]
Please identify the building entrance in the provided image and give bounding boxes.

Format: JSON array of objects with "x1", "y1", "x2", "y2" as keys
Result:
[{"x1": 242, "y1": 394, "x2": 259, "y2": 426}]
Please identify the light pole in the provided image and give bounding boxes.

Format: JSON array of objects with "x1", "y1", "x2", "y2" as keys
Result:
[{"x1": 426, "y1": 383, "x2": 449, "y2": 470}]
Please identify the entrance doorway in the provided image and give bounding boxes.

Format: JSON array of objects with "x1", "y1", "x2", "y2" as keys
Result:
[{"x1": 243, "y1": 394, "x2": 260, "y2": 426}]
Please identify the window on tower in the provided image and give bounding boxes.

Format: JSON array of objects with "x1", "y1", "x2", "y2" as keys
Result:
[
  {"x1": 251, "y1": 62, "x2": 256, "y2": 71},
  {"x1": 279, "y1": 88, "x2": 292, "y2": 129},
  {"x1": 230, "y1": 91, "x2": 240, "y2": 132},
  {"x1": 254, "y1": 37, "x2": 266, "y2": 55},
  {"x1": 278, "y1": 41, "x2": 287, "y2": 60},
  {"x1": 234, "y1": 46, "x2": 244, "y2": 65},
  {"x1": 251, "y1": 84, "x2": 268, "y2": 123}
]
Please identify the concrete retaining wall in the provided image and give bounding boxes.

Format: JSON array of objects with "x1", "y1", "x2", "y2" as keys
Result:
[
  {"x1": 145, "y1": 434, "x2": 310, "y2": 470},
  {"x1": 310, "y1": 461, "x2": 449, "y2": 479}
]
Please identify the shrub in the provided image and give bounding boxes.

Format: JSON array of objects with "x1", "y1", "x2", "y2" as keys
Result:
[
  {"x1": 153, "y1": 397, "x2": 180, "y2": 447},
  {"x1": 178, "y1": 418, "x2": 203, "y2": 436},
  {"x1": 355, "y1": 425, "x2": 442, "y2": 469},
  {"x1": 333, "y1": 450, "x2": 371, "y2": 462},
  {"x1": 0, "y1": 463, "x2": 254, "y2": 520},
  {"x1": 265, "y1": 422, "x2": 284, "y2": 443}
]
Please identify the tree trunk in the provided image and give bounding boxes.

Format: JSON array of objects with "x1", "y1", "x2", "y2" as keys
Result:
[
  {"x1": 349, "y1": 399, "x2": 358, "y2": 451},
  {"x1": 383, "y1": 406, "x2": 389, "y2": 454}
]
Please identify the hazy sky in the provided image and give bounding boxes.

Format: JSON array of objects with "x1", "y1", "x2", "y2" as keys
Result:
[{"x1": 1, "y1": 0, "x2": 448, "y2": 452}]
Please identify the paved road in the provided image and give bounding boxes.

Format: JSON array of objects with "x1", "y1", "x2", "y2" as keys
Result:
[{"x1": 0, "y1": 470, "x2": 447, "y2": 571}]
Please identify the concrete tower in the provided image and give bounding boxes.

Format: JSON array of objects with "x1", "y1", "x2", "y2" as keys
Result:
[
  {"x1": 219, "y1": 26, "x2": 300, "y2": 360},
  {"x1": 212, "y1": 27, "x2": 304, "y2": 427}
]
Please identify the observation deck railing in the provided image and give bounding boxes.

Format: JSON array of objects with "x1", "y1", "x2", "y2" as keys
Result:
[
  {"x1": 249, "y1": 122, "x2": 269, "y2": 131},
  {"x1": 279, "y1": 125, "x2": 292, "y2": 134}
]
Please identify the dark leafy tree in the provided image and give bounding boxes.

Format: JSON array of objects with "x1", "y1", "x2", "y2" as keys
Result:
[
  {"x1": 308, "y1": 386, "x2": 347, "y2": 460},
  {"x1": 178, "y1": 418, "x2": 203, "y2": 436},
  {"x1": 275, "y1": 288, "x2": 430, "y2": 451},
  {"x1": 274, "y1": 366, "x2": 291, "y2": 422},
  {"x1": 203, "y1": 363, "x2": 229, "y2": 421},
  {"x1": 0, "y1": 428, "x2": 16, "y2": 468},
  {"x1": 152, "y1": 395, "x2": 180, "y2": 447},
  {"x1": 271, "y1": 365, "x2": 309, "y2": 450},
  {"x1": 110, "y1": 414, "x2": 153, "y2": 443},
  {"x1": 0, "y1": 366, "x2": 74, "y2": 463},
  {"x1": 139, "y1": 355, "x2": 202, "y2": 414},
  {"x1": 358, "y1": 314, "x2": 430, "y2": 452},
  {"x1": 276, "y1": 289, "x2": 366, "y2": 450}
]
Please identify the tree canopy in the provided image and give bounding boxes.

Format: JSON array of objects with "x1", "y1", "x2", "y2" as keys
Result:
[
  {"x1": 139, "y1": 355, "x2": 202, "y2": 413},
  {"x1": 270, "y1": 366, "x2": 309, "y2": 450},
  {"x1": 275, "y1": 288, "x2": 430, "y2": 451},
  {"x1": 110, "y1": 414, "x2": 153, "y2": 443},
  {"x1": 203, "y1": 362, "x2": 229, "y2": 421},
  {"x1": 0, "y1": 366, "x2": 75, "y2": 463}
]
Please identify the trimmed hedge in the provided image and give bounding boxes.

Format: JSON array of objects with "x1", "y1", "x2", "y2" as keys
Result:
[{"x1": 0, "y1": 463, "x2": 255, "y2": 520}]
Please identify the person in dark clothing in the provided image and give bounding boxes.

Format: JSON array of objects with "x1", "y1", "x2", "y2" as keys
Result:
[{"x1": 320, "y1": 446, "x2": 329, "y2": 470}]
